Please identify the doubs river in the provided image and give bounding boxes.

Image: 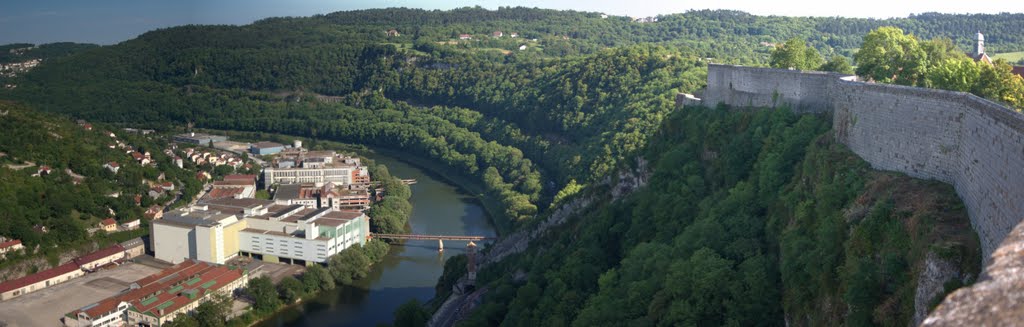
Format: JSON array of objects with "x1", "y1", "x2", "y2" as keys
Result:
[{"x1": 255, "y1": 151, "x2": 497, "y2": 327}]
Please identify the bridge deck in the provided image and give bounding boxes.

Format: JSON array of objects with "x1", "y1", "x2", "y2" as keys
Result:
[{"x1": 371, "y1": 233, "x2": 494, "y2": 241}]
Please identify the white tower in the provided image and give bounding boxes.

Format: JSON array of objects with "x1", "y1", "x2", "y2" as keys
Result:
[{"x1": 977, "y1": 31, "x2": 985, "y2": 56}]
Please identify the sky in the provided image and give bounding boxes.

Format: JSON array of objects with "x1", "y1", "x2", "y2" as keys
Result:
[{"x1": 1, "y1": 0, "x2": 1022, "y2": 45}]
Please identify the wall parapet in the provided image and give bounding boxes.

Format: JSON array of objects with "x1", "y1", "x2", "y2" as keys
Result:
[{"x1": 702, "y1": 63, "x2": 1024, "y2": 326}]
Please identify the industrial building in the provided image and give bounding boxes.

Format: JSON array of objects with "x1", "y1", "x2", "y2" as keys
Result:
[
  {"x1": 274, "y1": 182, "x2": 371, "y2": 212},
  {"x1": 64, "y1": 260, "x2": 249, "y2": 327},
  {"x1": 250, "y1": 141, "x2": 285, "y2": 155},
  {"x1": 151, "y1": 198, "x2": 368, "y2": 265},
  {"x1": 0, "y1": 239, "x2": 145, "y2": 301},
  {"x1": 173, "y1": 133, "x2": 228, "y2": 145},
  {"x1": 262, "y1": 151, "x2": 369, "y2": 188}
]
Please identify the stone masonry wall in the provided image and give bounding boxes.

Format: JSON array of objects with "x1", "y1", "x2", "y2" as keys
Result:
[
  {"x1": 704, "y1": 64, "x2": 1024, "y2": 259},
  {"x1": 703, "y1": 64, "x2": 843, "y2": 113}
]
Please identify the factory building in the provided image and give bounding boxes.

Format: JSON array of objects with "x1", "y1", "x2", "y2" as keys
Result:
[{"x1": 151, "y1": 198, "x2": 368, "y2": 265}]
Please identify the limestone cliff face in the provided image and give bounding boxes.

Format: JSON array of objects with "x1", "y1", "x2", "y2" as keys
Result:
[
  {"x1": 479, "y1": 156, "x2": 650, "y2": 268},
  {"x1": 913, "y1": 252, "x2": 962, "y2": 326},
  {"x1": 923, "y1": 220, "x2": 1024, "y2": 326}
]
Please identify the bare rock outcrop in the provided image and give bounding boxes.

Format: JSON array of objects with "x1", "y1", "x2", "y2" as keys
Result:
[{"x1": 923, "y1": 220, "x2": 1024, "y2": 326}]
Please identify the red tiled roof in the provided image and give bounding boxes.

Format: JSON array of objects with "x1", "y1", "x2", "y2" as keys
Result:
[
  {"x1": 206, "y1": 188, "x2": 244, "y2": 199},
  {"x1": 223, "y1": 174, "x2": 256, "y2": 181},
  {"x1": 74, "y1": 244, "x2": 125, "y2": 267},
  {"x1": 1012, "y1": 66, "x2": 1024, "y2": 78},
  {"x1": 0, "y1": 239, "x2": 21, "y2": 250},
  {"x1": 101, "y1": 218, "x2": 117, "y2": 226},
  {"x1": 213, "y1": 180, "x2": 254, "y2": 187},
  {"x1": 0, "y1": 262, "x2": 80, "y2": 293}
]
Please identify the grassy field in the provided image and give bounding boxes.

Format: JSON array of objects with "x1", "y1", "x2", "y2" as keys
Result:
[{"x1": 992, "y1": 51, "x2": 1024, "y2": 63}]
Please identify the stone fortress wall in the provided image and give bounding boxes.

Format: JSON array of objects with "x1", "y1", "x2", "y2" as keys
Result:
[{"x1": 700, "y1": 64, "x2": 1024, "y2": 260}]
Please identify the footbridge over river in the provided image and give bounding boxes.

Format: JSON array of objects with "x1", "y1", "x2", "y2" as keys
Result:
[{"x1": 370, "y1": 233, "x2": 495, "y2": 251}]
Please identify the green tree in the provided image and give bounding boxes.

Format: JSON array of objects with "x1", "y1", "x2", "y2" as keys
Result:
[
  {"x1": 394, "y1": 299, "x2": 430, "y2": 327},
  {"x1": 854, "y1": 27, "x2": 928, "y2": 85},
  {"x1": 278, "y1": 276, "x2": 305, "y2": 303},
  {"x1": 193, "y1": 294, "x2": 231, "y2": 327},
  {"x1": 303, "y1": 264, "x2": 335, "y2": 293},
  {"x1": 820, "y1": 55, "x2": 854, "y2": 74},
  {"x1": 328, "y1": 246, "x2": 372, "y2": 285},
  {"x1": 927, "y1": 57, "x2": 982, "y2": 92},
  {"x1": 769, "y1": 38, "x2": 824, "y2": 70},
  {"x1": 244, "y1": 276, "x2": 281, "y2": 312}
]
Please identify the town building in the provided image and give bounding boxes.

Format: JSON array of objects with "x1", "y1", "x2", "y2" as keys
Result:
[
  {"x1": 73, "y1": 244, "x2": 126, "y2": 271},
  {"x1": 250, "y1": 141, "x2": 285, "y2": 155},
  {"x1": 152, "y1": 204, "x2": 248, "y2": 265},
  {"x1": 262, "y1": 151, "x2": 369, "y2": 188},
  {"x1": 64, "y1": 260, "x2": 249, "y2": 327},
  {"x1": 145, "y1": 205, "x2": 164, "y2": 220},
  {"x1": 121, "y1": 238, "x2": 146, "y2": 259},
  {"x1": 274, "y1": 183, "x2": 371, "y2": 212},
  {"x1": 151, "y1": 198, "x2": 368, "y2": 265},
  {"x1": 100, "y1": 218, "x2": 118, "y2": 233},
  {"x1": 103, "y1": 162, "x2": 119, "y2": 174},
  {"x1": 121, "y1": 219, "x2": 141, "y2": 230},
  {"x1": 0, "y1": 239, "x2": 23, "y2": 258},
  {"x1": 173, "y1": 132, "x2": 228, "y2": 145},
  {"x1": 969, "y1": 32, "x2": 1024, "y2": 78},
  {"x1": 0, "y1": 262, "x2": 84, "y2": 301},
  {"x1": 203, "y1": 174, "x2": 257, "y2": 200}
]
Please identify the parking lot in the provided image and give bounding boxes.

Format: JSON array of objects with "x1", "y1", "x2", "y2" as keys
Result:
[{"x1": 0, "y1": 262, "x2": 161, "y2": 327}]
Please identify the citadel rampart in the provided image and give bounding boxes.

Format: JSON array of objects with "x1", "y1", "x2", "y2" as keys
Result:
[
  {"x1": 701, "y1": 64, "x2": 1024, "y2": 324},
  {"x1": 701, "y1": 64, "x2": 1024, "y2": 259}
]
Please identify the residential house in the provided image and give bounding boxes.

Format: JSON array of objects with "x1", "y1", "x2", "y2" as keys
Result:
[
  {"x1": 459, "y1": 34, "x2": 472, "y2": 40},
  {"x1": 386, "y1": 29, "x2": 400, "y2": 37},
  {"x1": 103, "y1": 162, "x2": 120, "y2": 173},
  {"x1": 100, "y1": 218, "x2": 118, "y2": 233},
  {"x1": 492, "y1": 31, "x2": 503, "y2": 38},
  {"x1": 121, "y1": 219, "x2": 141, "y2": 231},
  {"x1": 0, "y1": 239, "x2": 23, "y2": 258},
  {"x1": 144, "y1": 205, "x2": 164, "y2": 220}
]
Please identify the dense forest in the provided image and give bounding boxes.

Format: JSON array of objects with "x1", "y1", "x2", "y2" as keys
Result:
[
  {"x1": 448, "y1": 107, "x2": 979, "y2": 327},
  {"x1": 0, "y1": 102, "x2": 212, "y2": 270},
  {"x1": 0, "y1": 6, "x2": 1013, "y2": 326}
]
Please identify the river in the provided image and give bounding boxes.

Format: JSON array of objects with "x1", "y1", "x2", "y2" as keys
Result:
[{"x1": 254, "y1": 151, "x2": 497, "y2": 327}]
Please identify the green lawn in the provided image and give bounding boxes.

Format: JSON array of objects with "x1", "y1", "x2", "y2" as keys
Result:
[{"x1": 992, "y1": 51, "x2": 1024, "y2": 63}]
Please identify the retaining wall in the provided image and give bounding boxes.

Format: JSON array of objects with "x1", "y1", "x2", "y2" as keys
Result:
[{"x1": 704, "y1": 64, "x2": 1024, "y2": 258}]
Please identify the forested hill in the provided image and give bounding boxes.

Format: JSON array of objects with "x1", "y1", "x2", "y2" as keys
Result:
[
  {"x1": 4, "y1": 7, "x2": 1023, "y2": 229},
  {"x1": 0, "y1": 6, "x2": 1000, "y2": 326}
]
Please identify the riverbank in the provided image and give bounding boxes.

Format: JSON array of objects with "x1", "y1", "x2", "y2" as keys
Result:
[
  {"x1": 201, "y1": 128, "x2": 511, "y2": 235},
  {"x1": 365, "y1": 147, "x2": 510, "y2": 235}
]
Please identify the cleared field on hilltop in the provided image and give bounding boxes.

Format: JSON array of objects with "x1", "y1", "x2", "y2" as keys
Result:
[{"x1": 992, "y1": 51, "x2": 1024, "y2": 63}]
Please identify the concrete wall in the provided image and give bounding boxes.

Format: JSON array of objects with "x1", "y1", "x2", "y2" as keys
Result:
[
  {"x1": 153, "y1": 222, "x2": 195, "y2": 264},
  {"x1": 703, "y1": 64, "x2": 1024, "y2": 258}
]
